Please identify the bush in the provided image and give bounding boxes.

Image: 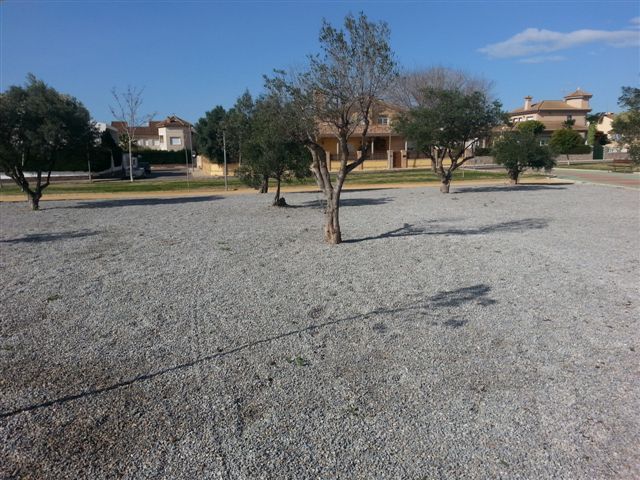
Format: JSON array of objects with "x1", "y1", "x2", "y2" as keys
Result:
[
  {"x1": 567, "y1": 145, "x2": 591, "y2": 154},
  {"x1": 134, "y1": 149, "x2": 193, "y2": 164},
  {"x1": 475, "y1": 147, "x2": 492, "y2": 156}
]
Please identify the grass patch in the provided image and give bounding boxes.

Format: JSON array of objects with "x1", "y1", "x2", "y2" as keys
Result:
[
  {"x1": 288, "y1": 356, "x2": 309, "y2": 367},
  {"x1": 46, "y1": 294, "x2": 62, "y2": 302}
]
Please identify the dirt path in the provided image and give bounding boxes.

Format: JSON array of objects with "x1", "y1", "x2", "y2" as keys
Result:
[{"x1": 0, "y1": 178, "x2": 570, "y2": 203}]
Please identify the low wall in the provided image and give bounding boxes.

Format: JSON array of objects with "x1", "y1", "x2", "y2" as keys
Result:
[{"x1": 197, "y1": 155, "x2": 239, "y2": 176}]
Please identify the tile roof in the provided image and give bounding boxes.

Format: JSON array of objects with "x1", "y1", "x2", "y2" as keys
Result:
[
  {"x1": 111, "y1": 120, "x2": 162, "y2": 137},
  {"x1": 564, "y1": 88, "x2": 592, "y2": 99},
  {"x1": 510, "y1": 100, "x2": 590, "y2": 115}
]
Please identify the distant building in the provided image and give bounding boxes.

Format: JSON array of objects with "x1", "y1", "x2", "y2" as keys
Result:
[
  {"x1": 111, "y1": 115, "x2": 195, "y2": 151},
  {"x1": 508, "y1": 89, "x2": 593, "y2": 142}
]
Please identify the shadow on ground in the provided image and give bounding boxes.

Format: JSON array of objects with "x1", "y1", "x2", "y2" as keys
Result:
[
  {"x1": 65, "y1": 195, "x2": 222, "y2": 209},
  {"x1": 0, "y1": 230, "x2": 100, "y2": 244},
  {"x1": 296, "y1": 197, "x2": 394, "y2": 209},
  {"x1": 0, "y1": 284, "x2": 495, "y2": 420},
  {"x1": 453, "y1": 185, "x2": 568, "y2": 194},
  {"x1": 344, "y1": 218, "x2": 548, "y2": 243}
]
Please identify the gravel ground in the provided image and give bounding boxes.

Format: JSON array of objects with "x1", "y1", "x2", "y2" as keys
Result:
[{"x1": 1, "y1": 183, "x2": 639, "y2": 479}]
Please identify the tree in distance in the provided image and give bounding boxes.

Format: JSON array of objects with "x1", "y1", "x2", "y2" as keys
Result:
[
  {"x1": 195, "y1": 106, "x2": 227, "y2": 165},
  {"x1": 236, "y1": 92, "x2": 311, "y2": 206},
  {"x1": 516, "y1": 120, "x2": 546, "y2": 136},
  {"x1": 110, "y1": 85, "x2": 154, "y2": 182},
  {"x1": 612, "y1": 86, "x2": 640, "y2": 164},
  {"x1": 387, "y1": 66, "x2": 495, "y2": 109},
  {"x1": 0, "y1": 74, "x2": 96, "y2": 210},
  {"x1": 492, "y1": 130, "x2": 555, "y2": 184},
  {"x1": 549, "y1": 127, "x2": 586, "y2": 163},
  {"x1": 395, "y1": 87, "x2": 504, "y2": 193}
]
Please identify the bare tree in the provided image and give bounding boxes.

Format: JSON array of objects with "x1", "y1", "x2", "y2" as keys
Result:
[
  {"x1": 387, "y1": 66, "x2": 494, "y2": 109},
  {"x1": 294, "y1": 13, "x2": 397, "y2": 244},
  {"x1": 110, "y1": 86, "x2": 154, "y2": 182}
]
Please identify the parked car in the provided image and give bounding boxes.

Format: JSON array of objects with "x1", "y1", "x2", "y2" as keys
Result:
[
  {"x1": 138, "y1": 162, "x2": 151, "y2": 175},
  {"x1": 121, "y1": 166, "x2": 146, "y2": 179}
]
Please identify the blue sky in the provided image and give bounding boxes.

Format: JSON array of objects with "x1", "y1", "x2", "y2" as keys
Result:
[{"x1": 2, "y1": 1, "x2": 639, "y2": 123}]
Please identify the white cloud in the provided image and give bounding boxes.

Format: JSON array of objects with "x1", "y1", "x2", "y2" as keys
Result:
[
  {"x1": 518, "y1": 55, "x2": 566, "y2": 64},
  {"x1": 479, "y1": 27, "x2": 640, "y2": 59}
]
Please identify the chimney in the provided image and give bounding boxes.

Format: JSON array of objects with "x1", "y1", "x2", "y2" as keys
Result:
[{"x1": 524, "y1": 96, "x2": 532, "y2": 110}]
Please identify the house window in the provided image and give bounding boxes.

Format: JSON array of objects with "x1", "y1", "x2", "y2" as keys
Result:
[
  {"x1": 159, "y1": 135, "x2": 165, "y2": 144},
  {"x1": 170, "y1": 137, "x2": 182, "y2": 146},
  {"x1": 153, "y1": 139, "x2": 160, "y2": 146},
  {"x1": 377, "y1": 116, "x2": 389, "y2": 125}
]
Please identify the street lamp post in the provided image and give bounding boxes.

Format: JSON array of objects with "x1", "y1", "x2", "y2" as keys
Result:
[{"x1": 223, "y1": 130, "x2": 228, "y2": 191}]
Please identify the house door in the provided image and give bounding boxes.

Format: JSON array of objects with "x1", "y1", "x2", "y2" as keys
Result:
[{"x1": 392, "y1": 151, "x2": 402, "y2": 168}]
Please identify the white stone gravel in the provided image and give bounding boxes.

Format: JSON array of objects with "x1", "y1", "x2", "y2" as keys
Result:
[{"x1": 0, "y1": 183, "x2": 639, "y2": 479}]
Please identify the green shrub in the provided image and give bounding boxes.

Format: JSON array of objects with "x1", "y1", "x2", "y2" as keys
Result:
[{"x1": 475, "y1": 147, "x2": 492, "y2": 156}]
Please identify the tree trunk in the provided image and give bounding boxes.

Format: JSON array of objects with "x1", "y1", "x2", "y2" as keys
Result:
[
  {"x1": 324, "y1": 194, "x2": 342, "y2": 244},
  {"x1": 509, "y1": 173, "x2": 519, "y2": 185},
  {"x1": 128, "y1": 138, "x2": 134, "y2": 182},
  {"x1": 259, "y1": 175, "x2": 269, "y2": 194},
  {"x1": 27, "y1": 191, "x2": 41, "y2": 211},
  {"x1": 272, "y1": 176, "x2": 286, "y2": 206},
  {"x1": 440, "y1": 178, "x2": 451, "y2": 193}
]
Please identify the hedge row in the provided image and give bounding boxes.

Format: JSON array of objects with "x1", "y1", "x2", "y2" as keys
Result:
[
  {"x1": 133, "y1": 149, "x2": 193, "y2": 164},
  {"x1": 24, "y1": 150, "x2": 114, "y2": 172},
  {"x1": 567, "y1": 145, "x2": 592, "y2": 154}
]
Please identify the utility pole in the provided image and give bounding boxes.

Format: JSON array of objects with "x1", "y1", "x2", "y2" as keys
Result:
[{"x1": 223, "y1": 130, "x2": 228, "y2": 191}]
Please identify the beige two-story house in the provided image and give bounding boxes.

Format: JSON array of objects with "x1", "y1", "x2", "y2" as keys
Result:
[
  {"x1": 508, "y1": 88, "x2": 593, "y2": 142},
  {"x1": 111, "y1": 115, "x2": 194, "y2": 151}
]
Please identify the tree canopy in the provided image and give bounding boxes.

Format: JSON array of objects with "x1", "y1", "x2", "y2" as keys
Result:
[
  {"x1": 516, "y1": 120, "x2": 546, "y2": 136},
  {"x1": 387, "y1": 66, "x2": 494, "y2": 109},
  {"x1": 0, "y1": 74, "x2": 96, "y2": 209},
  {"x1": 195, "y1": 106, "x2": 227, "y2": 164}
]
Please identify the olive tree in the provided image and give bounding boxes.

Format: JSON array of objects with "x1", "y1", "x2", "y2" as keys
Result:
[
  {"x1": 297, "y1": 12, "x2": 397, "y2": 243},
  {"x1": 493, "y1": 130, "x2": 555, "y2": 184},
  {"x1": 0, "y1": 74, "x2": 96, "y2": 210},
  {"x1": 395, "y1": 88, "x2": 503, "y2": 193},
  {"x1": 237, "y1": 93, "x2": 310, "y2": 206}
]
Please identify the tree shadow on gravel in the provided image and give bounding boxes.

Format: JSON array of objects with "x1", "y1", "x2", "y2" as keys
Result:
[
  {"x1": 65, "y1": 196, "x2": 222, "y2": 209},
  {"x1": 0, "y1": 230, "x2": 100, "y2": 244},
  {"x1": 453, "y1": 185, "x2": 568, "y2": 194},
  {"x1": 429, "y1": 285, "x2": 497, "y2": 307},
  {"x1": 296, "y1": 197, "x2": 394, "y2": 209},
  {"x1": 0, "y1": 284, "x2": 495, "y2": 420},
  {"x1": 344, "y1": 218, "x2": 548, "y2": 243}
]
